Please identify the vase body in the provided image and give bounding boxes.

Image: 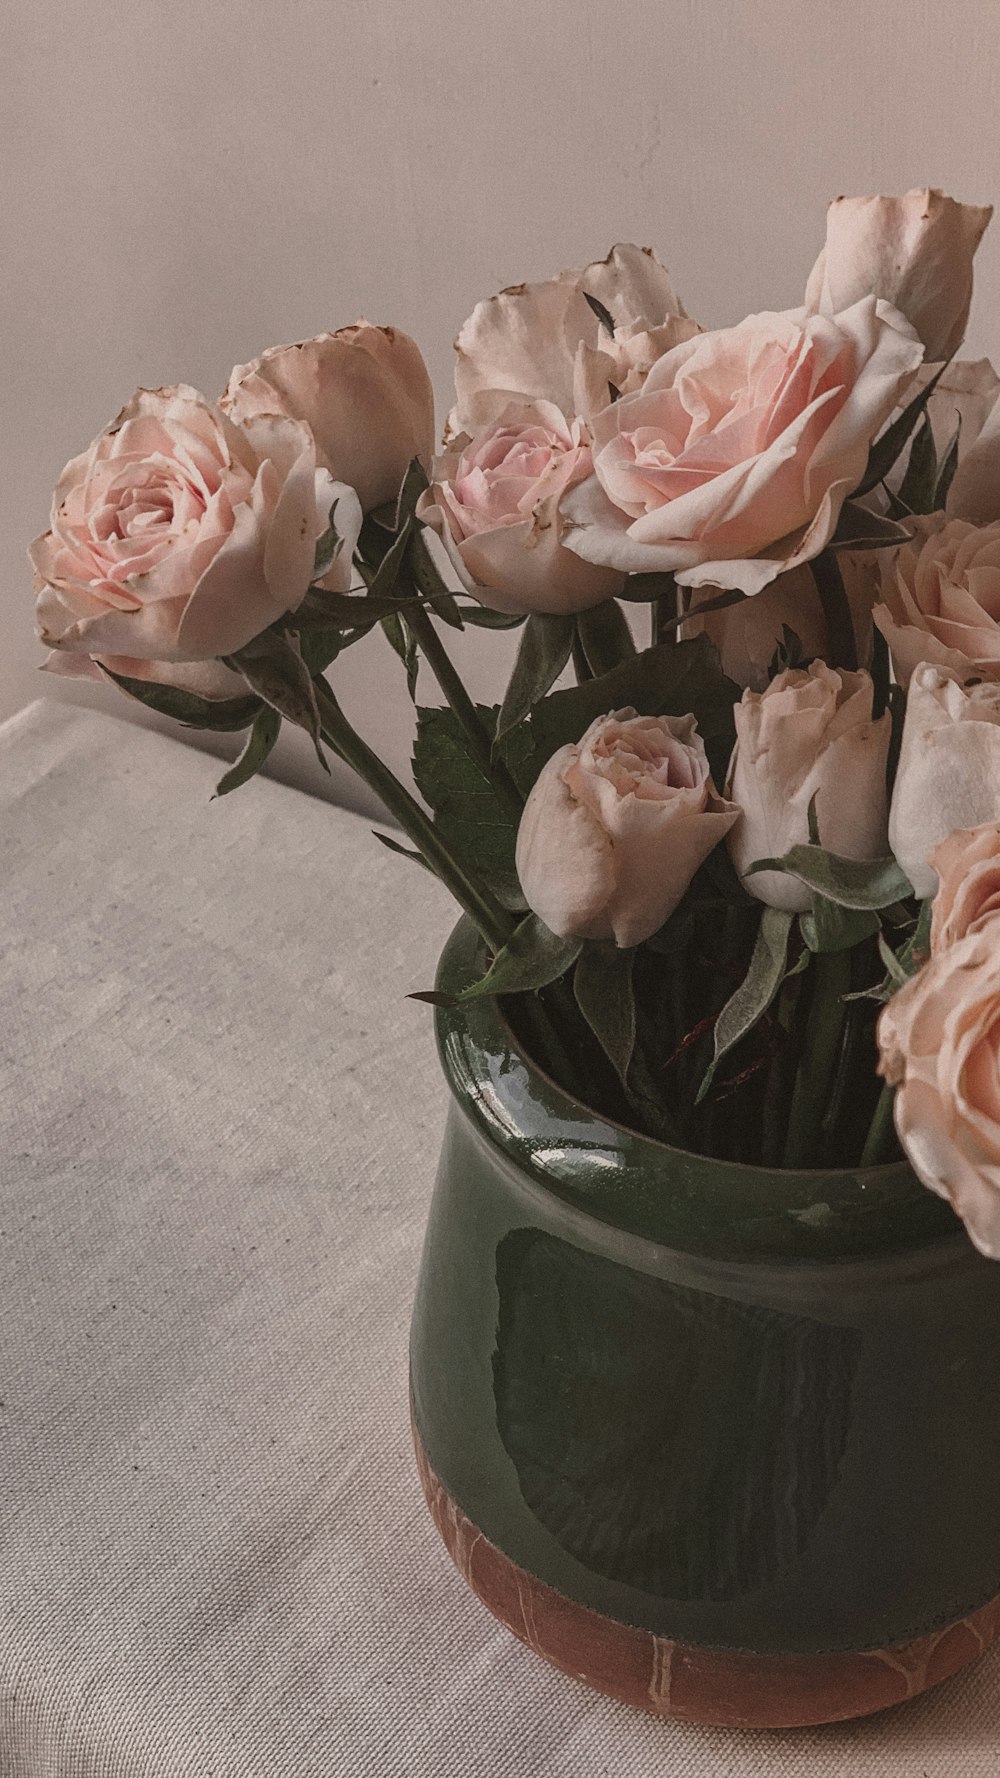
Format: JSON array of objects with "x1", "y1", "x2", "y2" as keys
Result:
[{"x1": 409, "y1": 919, "x2": 1000, "y2": 1728}]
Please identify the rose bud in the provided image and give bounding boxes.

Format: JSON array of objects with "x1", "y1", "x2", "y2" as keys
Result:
[
  {"x1": 805, "y1": 187, "x2": 992, "y2": 365},
  {"x1": 874, "y1": 513, "x2": 1000, "y2": 688},
  {"x1": 30, "y1": 386, "x2": 355, "y2": 685},
  {"x1": 877, "y1": 918, "x2": 1000, "y2": 1259},
  {"x1": 727, "y1": 664, "x2": 891, "y2": 913},
  {"x1": 224, "y1": 323, "x2": 435, "y2": 514},
  {"x1": 561, "y1": 299, "x2": 922, "y2": 596},
  {"x1": 928, "y1": 824, "x2": 1000, "y2": 953},
  {"x1": 515, "y1": 708, "x2": 738, "y2": 949},
  {"x1": 889, "y1": 664, "x2": 1000, "y2": 898},
  {"x1": 418, "y1": 400, "x2": 622, "y2": 615}
]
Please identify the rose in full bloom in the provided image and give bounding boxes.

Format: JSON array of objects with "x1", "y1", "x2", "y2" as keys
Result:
[
  {"x1": 888, "y1": 664, "x2": 1000, "y2": 898},
  {"x1": 31, "y1": 385, "x2": 356, "y2": 693},
  {"x1": 805, "y1": 189, "x2": 991, "y2": 367},
  {"x1": 515, "y1": 708, "x2": 738, "y2": 948},
  {"x1": 684, "y1": 553, "x2": 878, "y2": 691},
  {"x1": 561, "y1": 298, "x2": 923, "y2": 596},
  {"x1": 874, "y1": 513, "x2": 1000, "y2": 687},
  {"x1": 224, "y1": 323, "x2": 435, "y2": 513},
  {"x1": 928, "y1": 824, "x2": 1000, "y2": 953},
  {"x1": 727, "y1": 663, "x2": 891, "y2": 912},
  {"x1": 418, "y1": 400, "x2": 622, "y2": 615},
  {"x1": 877, "y1": 918, "x2": 1000, "y2": 1259},
  {"x1": 449, "y1": 243, "x2": 698, "y2": 435}
]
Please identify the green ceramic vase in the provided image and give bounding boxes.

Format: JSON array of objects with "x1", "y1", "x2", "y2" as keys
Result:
[{"x1": 409, "y1": 918, "x2": 1000, "y2": 1728}]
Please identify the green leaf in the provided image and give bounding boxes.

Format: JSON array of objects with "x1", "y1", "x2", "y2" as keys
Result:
[
  {"x1": 226, "y1": 633, "x2": 327, "y2": 770},
  {"x1": 411, "y1": 912, "x2": 579, "y2": 1006},
  {"x1": 368, "y1": 518, "x2": 415, "y2": 600},
  {"x1": 526, "y1": 634, "x2": 739, "y2": 789},
  {"x1": 394, "y1": 457, "x2": 430, "y2": 529},
  {"x1": 826, "y1": 501, "x2": 913, "y2": 553},
  {"x1": 98, "y1": 667, "x2": 261, "y2": 732},
  {"x1": 877, "y1": 930, "x2": 911, "y2": 990},
  {"x1": 312, "y1": 498, "x2": 342, "y2": 582},
  {"x1": 371, "y1": 829, "x2": 429, "y2": 871},
  {"x1": 573, "y1": 943, "x2": 637, "y2": 1086},
  {"x1": 696, "y1": 907, "x2": 792, "y2": 1103},
  {"x1": 495, "y1": 613, "x2": 575, "y2": 746},
  {"x1": 896, "y1": 896, "x2": 933, "y2": 978},
  {"x1": 744, "y1": 844, "x2": 913, "y2": 910},
  {"x1": 617, "y1": 571, "x2": 680, "y2": 605},
  {"x1": 799, "y1": 896, "x2": 880, "y2": 954},
  {"x1": 896, "y1": 410, "x2": 938, "y2": 515},
  {"x1": 935, "y1": 421, "x2": 962, "y2": 508},
  {"x1": 856, "y1": 362, "x2": 948, "y2": 497},
  {"x1": 381, "y1": 611, "x2": 419, "y2": 701},
  {"x1": 455, "y1": 603, "x2": 528, "y2": 630},
  {"x1": 213, "y1": 705, "x2": 281, "y2": 797},
  {"x1": 583, "y1": 290, "x2": 616, "y2": 335},
  {"x1": 574, "y1": 601, "x2": 637, "y2": 676},
  {"x1": 412, "y1": 704, "x2": 528, "y2": 906}
]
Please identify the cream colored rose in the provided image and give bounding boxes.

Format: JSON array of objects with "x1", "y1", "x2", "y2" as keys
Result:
[
  {"x1": 449, "y1": 243, "x2": 698, "y2": 435},
  {"x1": 874, "y1": 513, "x2": 1000, "y2": 687},
  {"x1": 515, "y1": 708, "x2": 738, "y2": 948},
  {"x1": 928, "y1": 824, "x2": 1000, "y2": 953},
  {"x1": 418, "y1": 401, "x2": 622, "y2": 615},
  {"x1": 727, "y1": 663, "x2": 891, "y2": 913},
  {"x1": 806, "y1": 188, "x2": 992, "y2": 365},
  {"x1": 561, "y1": 298, "x2": 923, "y2": 597},
  {"x1": 888, "y1": 664, "x2": 1000, "y2": 899},
  {"x1": 224, "y1": 322, "x2": 434, "y2": 513},
  {"x1": 31, "y1": 386, "x2": 354, "y2": 677},
  {"x1": 877, "y1": 920, "x2": 1000, "y2": 1258},
  {"x1": 684, "y1": 554, "x2": 878, "y2": 692}
]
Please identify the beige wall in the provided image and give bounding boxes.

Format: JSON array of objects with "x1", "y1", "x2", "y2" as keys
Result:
[{"x1": 6, "y1": 0, "x2": 1000, "y2": 817}]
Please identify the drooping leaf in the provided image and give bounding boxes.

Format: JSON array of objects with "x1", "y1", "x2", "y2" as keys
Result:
[
  {"x1": 696, "y1": 907, "x2": 792, "y2": 1103},
  {"x1": 226, "y1": 632, "x2": 327, "y2": 769},
  {"x1": 799, "y1": 896, "x2": 880, "y2": 954},
  {"x1": 826, "y1": 502, "x2": 913, "y2": 553},
  {"x1": 411, "y1": 913, "x2": 580, "y2": 1006},
  {"x1": 896, "y1": 411, "x2": 938, "y2": 515},
  {"x1": 213, "y1": 705, "x2": 281, "y2": 798},
  {"x1": 934, "y1": 421, "x2": 962, "y2": 508},
  {"x1": 855, "y1": 362, "x2": 948, "y2": 497},
  {"x1": 412, "y1": 704, "x2": 530, "y2": 906},
  {"x1": 574, "y1": 601, "x2": 637, "y2": 676},
  {"x1": 744, "y1": 844, "x2": 913, "y2": 910},
  {"x1": 312, "y1": 498, "x2": 342, "y2": 581},
  {"x1": 495, "y1": 613, "x2": 575, "y2": 746},
  {"x1": 526, "y1": 634, "x2": 739, "y2": 789},
  {"x1": 454, "y1": 602, "x2": 528, "y2": 630},
  {"x1": 98, "y1": 666, "x2": 261, "y2": 732},
  {"x1": 573, "y1": 943, "x2": 637, "y2": 1086}
]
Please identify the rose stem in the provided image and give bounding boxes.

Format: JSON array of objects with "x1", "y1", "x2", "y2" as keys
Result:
[
  {"x1": 780, "y1": 949, "x2": 852, "y2": 1168},
  {"x1": 404, "y1": 536, "x2": 525, "y2": 821},
  {"x1": 859, "y1": 1080, "x2": 898, "y2": 1168},
  {"x1": 808, "y1": 549, "x2": 858, "y2": 673}
]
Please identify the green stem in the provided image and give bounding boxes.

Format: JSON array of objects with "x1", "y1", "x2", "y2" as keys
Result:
[
  {"x1": 781, "y1": 950, "x2": 852, "y2": 1168},
  {"x1": 313, "y1": 677, "x2": 513, "y2": 953},
  {"x1": 808, "y1": 549, "x2": 858, "y2": 672},
  {"x1": 859, "y1": 1080, "x2": 897, "y2": 1168},
  {"x1": 402, "y1": 598, "x2": 524, "y2": 822}
]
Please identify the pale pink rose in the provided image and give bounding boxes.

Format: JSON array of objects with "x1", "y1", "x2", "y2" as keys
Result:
[
  {"x1": 515, "y1": 707, "x2": 738, "y2": 948},
  {"x1": 806, "y1": 188, "x2": 992, "y2": 365},
  {"x1": 684, "y1": 554, "x2": 878, "y2": 691},
  {"x1": 727, "y1": 663, "x2": 891, "y2": 913},
  {"x1": 449, "y1": 243, "x2": 698, "y2": 435},
  {"x1": 947, "y1": 403, "x2": 1000, "y2": 528},
  {"x1": 31, "y1": 385, "x2": 354, "y2": 675},
  {"x1": 928, "y1": 824, "x2": 1000, "y2": 954},
  {"x1": 888, "y1": 665, "x2": 1000, "y2": 898},
  {"x1": 418, "y1": 401, "x2": 622, "y2": 615},
  {"x1": 877, "y1": 919, "x2": 1000, "y2": 1258},
  {"x1": 224, "y1": 323, "x2": 434, "y2": 513},
  {"x1": 874, "y1": 513, "x2": 1000, "y2": 687},
  {"x1": 561, "y1": 298, "x2": 924, "y2": 596}
]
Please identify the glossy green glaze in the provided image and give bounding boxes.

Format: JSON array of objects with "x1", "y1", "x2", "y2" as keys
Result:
[{"x1": 410, "y1": 918, "x2": 1000, "y2": 1656}]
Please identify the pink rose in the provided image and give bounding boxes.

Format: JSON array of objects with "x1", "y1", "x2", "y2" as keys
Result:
[
  {"x1": 561, "y1": 298, "x2": 923, "y2": 596},
  {"x1": 419, "y1": 401, "x2": 622, "y2": 615},
  {"x1": 806, "y1": 188, "x2": 992, "y2": 366},
  {"x1": 31, "y1": 385, "x2": 355, "y2": 683},
  {"x1": 224, "y1": 323, "x2": 435, "y2": 513},
  {"x1": 928, "y1": 824, "x2": 1000, "y2": 954},
  {"x1": 449, "y1": 243, "x2": 698, "y2": 435},
  {"x1": 874, "y1": 513, "x2": 1000, "y2": 687},
  {"x1": 515, "y1": 708, "x2": 738, "y2": 948}
]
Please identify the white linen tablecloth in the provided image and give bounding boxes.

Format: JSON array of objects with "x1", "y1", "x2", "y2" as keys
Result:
[{"x1": 2, "y1": 698, "x2": 999, "y2": 1778}]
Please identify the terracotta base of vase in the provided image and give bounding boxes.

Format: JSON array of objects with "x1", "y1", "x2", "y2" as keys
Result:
[{"x1": 413, "y1": 1419, "x2": 1000, "y2": 1728}]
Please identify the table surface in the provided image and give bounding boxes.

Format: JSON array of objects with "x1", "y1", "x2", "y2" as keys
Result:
[{"x1": 3, "y1": 698, "x2": 999, "y2": 1778}]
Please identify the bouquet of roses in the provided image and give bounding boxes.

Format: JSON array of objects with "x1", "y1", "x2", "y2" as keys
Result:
[{"x1": 31, "y1": 186, "x2": 1000, "y2": 1257}]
